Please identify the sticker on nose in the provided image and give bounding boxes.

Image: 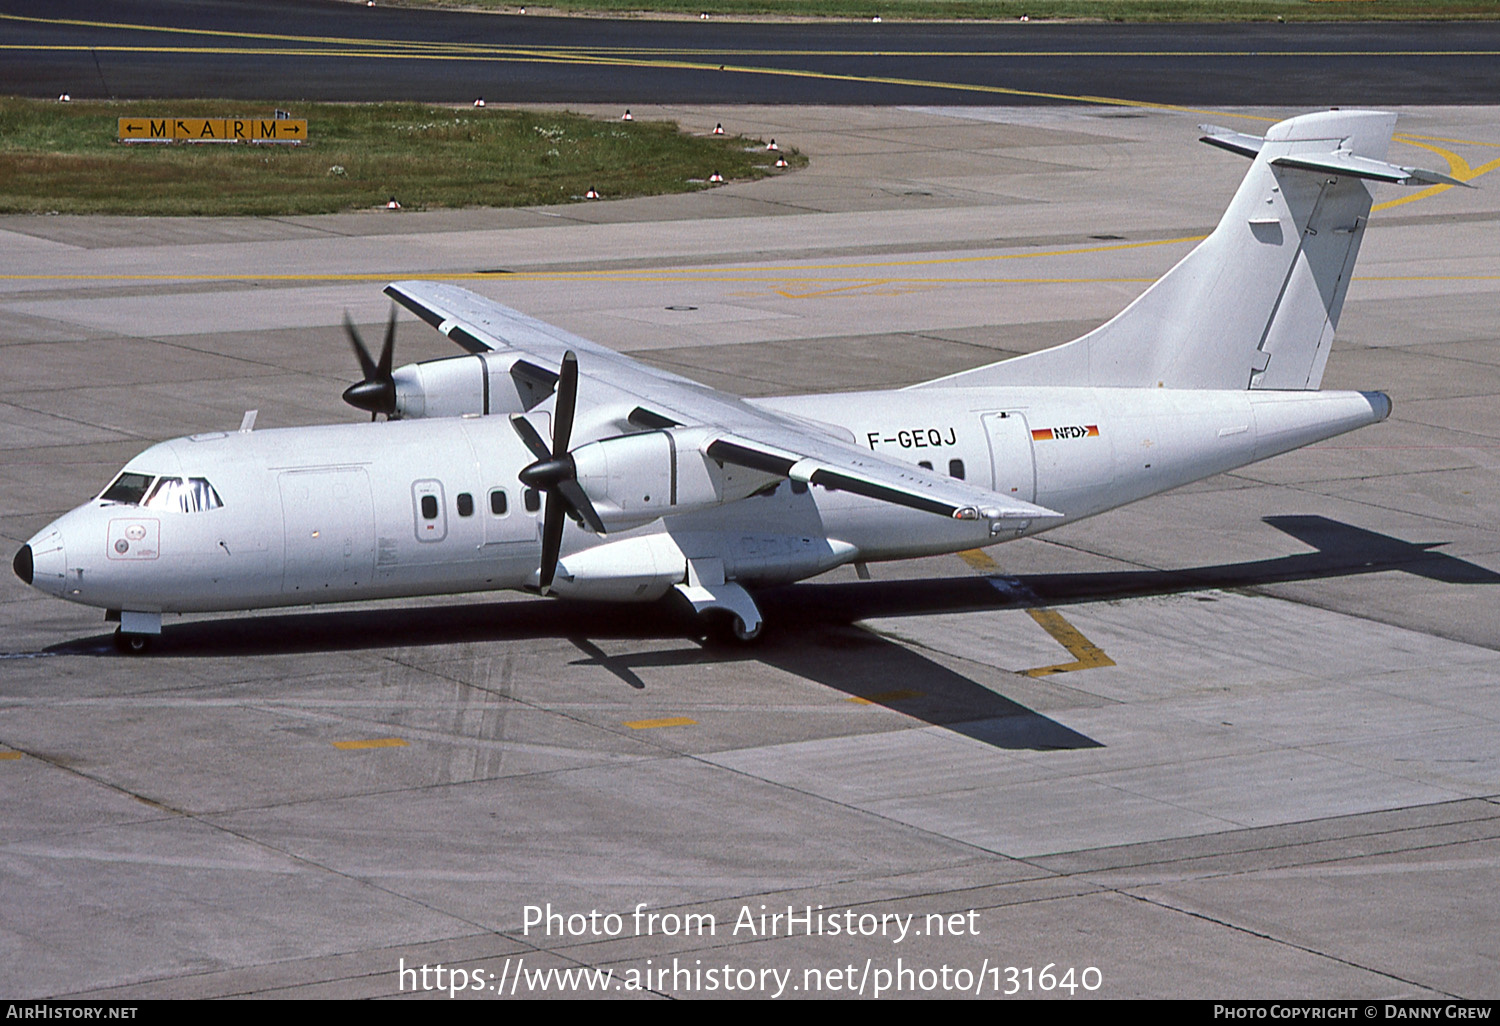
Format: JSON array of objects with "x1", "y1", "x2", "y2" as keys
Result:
[{"x1": 108, "y1": 519, "x2": 159, "y2": 560}]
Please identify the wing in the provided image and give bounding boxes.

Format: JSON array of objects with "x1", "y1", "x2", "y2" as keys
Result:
[{"x1": 385, "y1": 281, "x2": 1061, "y2": 523}]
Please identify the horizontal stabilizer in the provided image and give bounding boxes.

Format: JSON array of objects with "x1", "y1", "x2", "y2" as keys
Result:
[
  {"x1": 1199, "y1": 124, "x2": 1264, "y2": 158},
  {"x1": 1200, "y1": 121, "x2": 1470, "y2": 188},
  {"x1": 1270, "y1": 151, "x2": 1472, "y2": 188}
]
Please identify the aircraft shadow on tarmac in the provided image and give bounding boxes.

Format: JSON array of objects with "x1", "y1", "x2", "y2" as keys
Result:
[{"x1": 43, "y1": 516, "x2": 1499, "y2": 752}]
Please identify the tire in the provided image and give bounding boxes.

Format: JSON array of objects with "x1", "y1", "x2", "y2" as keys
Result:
[
  {"x1": 702, "y1": 610, "x2": 763, "y2": 647},
  {"x1": 113, "y1": 629, "x2": 151, "y2": 654}
]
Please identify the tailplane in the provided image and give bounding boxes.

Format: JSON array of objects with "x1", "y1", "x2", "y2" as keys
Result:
[{"x1": 918, "y1": 110, "x2": 1465, "y2": 393}]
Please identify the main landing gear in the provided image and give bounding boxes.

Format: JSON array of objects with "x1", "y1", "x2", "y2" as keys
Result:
[{"x1": 674, "y1": 563, "x2": 764, "y2": 646}]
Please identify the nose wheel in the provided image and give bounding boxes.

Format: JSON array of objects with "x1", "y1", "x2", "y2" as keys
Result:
[{"x1": 113, "y1": 629, "x2": 152, "y2": 655}]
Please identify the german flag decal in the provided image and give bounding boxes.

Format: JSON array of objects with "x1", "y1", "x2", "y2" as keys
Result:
[{"x1": 1032, "y1": 425, "x2": 1100, "y2": 441}]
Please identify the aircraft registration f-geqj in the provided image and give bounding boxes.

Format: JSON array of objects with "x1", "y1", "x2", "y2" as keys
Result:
[{"x1": 14, "y1": 111, "x2": 1469, "y2": 651}]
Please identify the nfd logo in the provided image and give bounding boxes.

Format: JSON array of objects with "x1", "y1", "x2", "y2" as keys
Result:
[{"x1": 1032, "y1": 425, "x2": 1100, "y2": 441}]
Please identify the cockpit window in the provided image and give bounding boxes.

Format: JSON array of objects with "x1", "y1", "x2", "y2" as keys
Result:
[
  {"x1": 100, "y1": 472, "x2": 154, "y2": 505},
  {"x1": 143, "y1": 477, "x2": 223, "y2": 513}
]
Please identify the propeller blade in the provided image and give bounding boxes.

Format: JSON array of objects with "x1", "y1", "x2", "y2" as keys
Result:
[
  {"x1": 510, "y1": 414, "x2": 552, "y2": 462},
  {"x1": 343, "y1": 312, "x2": 377, "y2": 380},
  {"x1": 556, "y1": 478, "x2": 606, "y2": 534},
  {"x1": 378, "y1": 305, "x2": 397, "y2": 379},
  {"x1": 341, "y1": 309, "x2": 398, "y2": 417},
  {"x1": 538, "y1": 495, "x2": 567, "y2": 594},
  {"x1": 519, "y1": 350, "x2": 606, "y2": 594},
  {"x1": 552, "y1": 351, "x2": 578, "y2": 456}
]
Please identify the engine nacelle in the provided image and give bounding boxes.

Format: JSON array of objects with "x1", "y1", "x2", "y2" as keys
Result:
[
  {"x1": 390, "y1": 353, "x2": 557, "y2": 419},
  {"x1": 571, "y1": 428, "x2": 781, "y2": 530}
]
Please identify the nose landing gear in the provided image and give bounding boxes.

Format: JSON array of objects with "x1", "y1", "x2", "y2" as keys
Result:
[
  {"x1": 113, "y1": 629, "x2": 152, "y2": 654},
  {"x1": 108, "y1": 610, "x2": 161, "y2": 655}
]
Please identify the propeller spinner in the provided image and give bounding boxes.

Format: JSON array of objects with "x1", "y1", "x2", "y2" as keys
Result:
[
  {"x1": 342, "y1": 307, "x2": 398, "y2": 419},
  {"x1": 510, "y1": 351, "x2": 605, "y2": 593}
]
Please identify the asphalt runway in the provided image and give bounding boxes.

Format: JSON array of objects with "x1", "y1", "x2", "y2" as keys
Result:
[
  {"x1": 3, "y1": 0, "x2": 1500, "y2": 106},
  {"x1": 2, "y1": 99, "x2": 1498, "y2": 999}
]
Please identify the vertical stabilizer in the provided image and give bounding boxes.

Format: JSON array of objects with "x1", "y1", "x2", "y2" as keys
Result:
[{"x1": 918, "y1": 110, "x2": 1429, "y2": 393}]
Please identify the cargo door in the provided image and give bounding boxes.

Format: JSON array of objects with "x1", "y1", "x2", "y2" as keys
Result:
[{"x1": 280, "y1": 468, "x2": 375, "y2": 594}]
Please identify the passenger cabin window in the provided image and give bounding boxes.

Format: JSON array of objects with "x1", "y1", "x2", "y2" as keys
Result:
[
  {"x1": 421, "y1": 494, "x2": 439, "y2": 519},
  {"x1": 523, "y1": 488, "x2": 541, "y2": 513},
  {"x1": 100, "y1": 472, "x2": 154, "y2": 505},
  {"x1": 142, "y1": 476, "x2": 223, "y2": 513},
  {"x1": 456, "y1": 492, "x2": 474, "y2": 517},
  {"x1": 489, "y1": 489, "x2": 508, "y2": 516},
  {"x1": 949, "y1": 459, "x2": 965, "y2": 480}
]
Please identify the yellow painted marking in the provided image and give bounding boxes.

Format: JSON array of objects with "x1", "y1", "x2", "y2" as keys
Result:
[
  {"x1": 0, "y1": 752, "x2": 22, "y2": 760},
  {"x1": 10, "y1": 8, "x2": 1500, "y2": 174},
  {"x1": 1373, "y1": 137, "x2": 1500, "y2": 212},
  {"x1": 847, "y1": 689, "x2": 924, "y2": 705},
  {"x1": 958, "y1": 548, "x2": 1001, "y2": 572},
  {"x1": 0, "y1": 236, "x2": 1204, "y2": 285},
  {"x1": 624, "y1": 716, "x2": 696, "y2": 729},
  {"x1": 332, "y1": 737, "x2": 409, "y2": 750},
  {"x1": 1022, "y1": 608, "x2": 1116, "y2": 677},
  {"x1": 955, "y1": 550, "x2": 1114, "y2": 677},
  {"x1": 8, "y1": 16, "x2": 1498, "y2": 62},
  {"x1": 1396, "y1": 132, "x2": 1500, "y2": 149}
]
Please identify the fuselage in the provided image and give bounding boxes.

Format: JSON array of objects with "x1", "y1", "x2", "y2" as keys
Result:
[{"x1": 17, "y1": 385, "x2": 1389, "y2": 617}]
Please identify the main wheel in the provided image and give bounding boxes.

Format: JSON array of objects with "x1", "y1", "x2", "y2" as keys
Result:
[
  {"x1": 731, "y1": 616, "x2": 762, "y2": 642},
  {"x1": 702, "y1": 610, "x2": 763, "y2": 647}
]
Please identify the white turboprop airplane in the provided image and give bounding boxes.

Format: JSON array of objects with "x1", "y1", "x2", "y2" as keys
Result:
[{"x1": 14, "y1": 110, "x2": 1466, "y2": 651}]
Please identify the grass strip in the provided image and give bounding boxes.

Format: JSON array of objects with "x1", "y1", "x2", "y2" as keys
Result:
[{"x1": 0, "y1": 98, "x2": 802, "y2": 216}]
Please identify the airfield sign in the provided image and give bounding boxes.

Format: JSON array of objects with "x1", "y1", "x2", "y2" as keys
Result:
[{"x1": 117, "y1": 117, "x2": 308, "y2": 144}]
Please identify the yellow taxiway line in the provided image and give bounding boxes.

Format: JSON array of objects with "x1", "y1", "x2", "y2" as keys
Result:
[{"x1": 956, "y1": 549, "x2": 1116, "y2": 678}]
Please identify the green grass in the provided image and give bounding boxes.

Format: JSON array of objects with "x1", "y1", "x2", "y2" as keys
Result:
[
  {"x1": 0, "y1": 99, "x2": 803, "y2": 216},
  {"x1": 395, "y1": 0, "x2": 1500, "y2": 20}
]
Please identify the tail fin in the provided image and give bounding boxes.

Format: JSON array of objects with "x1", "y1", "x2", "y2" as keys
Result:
[{"x1": 918, "y1": 110, "x2": 1459, "y2": 393}]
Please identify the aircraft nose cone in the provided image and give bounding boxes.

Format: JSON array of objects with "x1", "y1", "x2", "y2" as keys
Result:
[{"x1": 20, "y1": 529, "x2": 67, "y2": 595}]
